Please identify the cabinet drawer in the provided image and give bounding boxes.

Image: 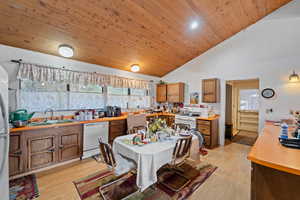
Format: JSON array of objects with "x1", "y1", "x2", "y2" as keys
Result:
[
  {"x1": 110, "y1": 120, "x2": 126, "y2": 126},
  {"x1": 110, "y1": 125, "x2": 126, "y2": 133},
  {"x1": 198, "y1": 126, "x2": 210, "y2": 135},
  {"x1": 197, "y1": 120, "x2": 210, "y2": 126}
]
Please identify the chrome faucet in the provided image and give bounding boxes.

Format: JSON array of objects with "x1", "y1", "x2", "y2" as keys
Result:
[{"x1": 44, "y1": 108, "x2": 54, "y2": 121}]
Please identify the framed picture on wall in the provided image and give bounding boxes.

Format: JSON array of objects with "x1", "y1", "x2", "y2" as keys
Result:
[{"x1": 190, "y1": 92, "x2": 199, "y2": 104}]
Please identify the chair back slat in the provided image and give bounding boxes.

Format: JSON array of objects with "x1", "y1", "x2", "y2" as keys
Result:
[
  {"x1": 172, "y1": 136, "x2": 192, "y2": 160},
  {"x1": 127, "y1": 113, "x2": 147, "y2": 130},
  {"x1": 98, "y1": 138, "x2": 116, "y2": 168}
]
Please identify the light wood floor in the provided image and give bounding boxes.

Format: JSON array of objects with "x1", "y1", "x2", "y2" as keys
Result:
[{"x1": 36, "y1": 141, "x2": 252, "y2": 200}]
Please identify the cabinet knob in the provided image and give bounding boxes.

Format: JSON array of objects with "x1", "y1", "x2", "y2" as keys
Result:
[{"x1": 59, "y1": 145, "x2": 64, "y2": 149}]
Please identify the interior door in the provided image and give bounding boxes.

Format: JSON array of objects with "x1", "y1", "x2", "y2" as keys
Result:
[{"x1": 237, "y1": 89, "x2": 259, "y2": 132}]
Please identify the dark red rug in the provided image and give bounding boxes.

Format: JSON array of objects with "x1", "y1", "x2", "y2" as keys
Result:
[
  {"x1": 73, "y1": 162, "x2": 217, "y2": 200},
  {"x1": 9, "y1": 174, "x2": 40, "y2": 200}
]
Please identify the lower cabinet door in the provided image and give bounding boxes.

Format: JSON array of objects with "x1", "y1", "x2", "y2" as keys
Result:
[
  {"x1": 9, "y1": 133, "x2": 24, "y2": 176},
  {"x1": 27, "y1": 135, "x2": 57, "y2": 171},
  {"x1": 58, "y1": 132, "x2": 82, "y2": 162},
  {"x1": 58, "y1": 125, "x2": 82, "y2": 162}
]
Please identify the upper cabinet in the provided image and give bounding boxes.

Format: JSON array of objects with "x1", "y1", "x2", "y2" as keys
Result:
[
  {"x1": 167, "y1": 83, "x2": 184, "y2": 103},
  {"x1": 156, "y1": 83, "x2": 185, "y2": 103},
  {"x1": 156, "y1": 84, "x2": 167, "y2": 102},
  {"x1": 202, "y1": 79, "x2": 220, "y2": 103}
]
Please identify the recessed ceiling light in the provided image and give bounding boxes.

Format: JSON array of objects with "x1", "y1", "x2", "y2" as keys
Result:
[
  {"x1": 58, "y1": 44, "x2": 74, "y2": 58},
  {"x1": 131, "y1": 64, "x2": 140, "y2": 72},
  {"x1": 190, "y1": 21, "x2": 199, "y2": 30}
]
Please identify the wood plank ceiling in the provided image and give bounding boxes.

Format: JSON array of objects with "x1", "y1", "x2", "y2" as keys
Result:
[{"x1": 0, "y1": 0, "x2": 292, "y2": 77}]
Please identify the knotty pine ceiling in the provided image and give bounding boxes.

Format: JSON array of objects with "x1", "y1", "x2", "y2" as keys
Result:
[{"x1": 0, "y1": 0, "x2": 292, "y2": 77}]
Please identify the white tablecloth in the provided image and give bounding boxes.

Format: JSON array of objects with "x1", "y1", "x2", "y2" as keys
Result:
[{"x1": 113, "y1": 135, "x2": 199, "y2": 191}]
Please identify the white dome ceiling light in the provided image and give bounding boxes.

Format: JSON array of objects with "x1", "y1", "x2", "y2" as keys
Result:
[
  {"x1": 58, "y1": 44, "x2": 74, "y2": 58},
  {"x1": 131, "y1": 64, "x2": 140, "y2": 72},
  {"x1": 190, "y1": 20, "x2": 199, "y2": 30}
]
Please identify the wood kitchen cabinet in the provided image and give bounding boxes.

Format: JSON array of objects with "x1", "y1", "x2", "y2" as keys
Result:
[
  {"x1": 57, "y1": 125, "x2": 83, "y2": 162},
  {"x1": 109, "y1": 120, "x2": 127, "y2": 144},
  {"x1": 9, "y1": 124, "x2": 83, "y2": 177},
  {"x1": 167, "y1": 83, "x2": 185, "y2": 103},
  {"x1": 156, "y1": 84, "x2": 167, "y2": 102},
  {"x1": 197, "y1": 118, "x2": 219, "y2": 149},
  {"x1": 202, "y1": 79, "x2": 220, "y2": 103},
  {"x1": 156, "y1": 83, "x2": 185, "y2": 103},
  {"x1": 27, "y1": 133, "x2": 58, "y2": 171},
  {"x1": 9, "y1": 132, "x2": 24, "y2": 176}
]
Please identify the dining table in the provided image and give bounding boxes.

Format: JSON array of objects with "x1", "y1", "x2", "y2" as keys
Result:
[{"x1": 113, "y1": 134, "x2": 200, "y2": 191}]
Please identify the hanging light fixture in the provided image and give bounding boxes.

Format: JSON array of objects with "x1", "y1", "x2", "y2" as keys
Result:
[
  {"x1": 131, "y1": 64, "x2": 140, "y2": 72},
  {"x1": 58, "y1": 44, "x2": 74, "y2": 58},
  {"x1": 289, "y1": 70, "x2": 300, "y2": 82}
]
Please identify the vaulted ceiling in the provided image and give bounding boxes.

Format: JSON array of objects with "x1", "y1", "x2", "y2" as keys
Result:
[{"x1": 0, "y1": 0, "x2": 292, "y2": 77}]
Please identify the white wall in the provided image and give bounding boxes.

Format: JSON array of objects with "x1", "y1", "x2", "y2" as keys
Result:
[
  {"x1": 163, "y1": 0, "x2": 300, "y2": 145},
  {"x1": 0, "y1": 44, "x2": 160, "y2": 115}
]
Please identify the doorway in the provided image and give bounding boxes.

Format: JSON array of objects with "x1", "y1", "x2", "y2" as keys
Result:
[{"x1": 225, "y1": 79, "x2": 259, "y2": 145}]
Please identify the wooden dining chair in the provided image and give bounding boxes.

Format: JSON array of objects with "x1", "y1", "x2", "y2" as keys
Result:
[
  {"x1": 127, "y1": 113, "x2": 147, "y2": 133},
  {"x1": 160, "y1": 136, "x2": 193, "y2": 192},
  {"x1": 127, "y1": 125, "x2": 147, "y2": 134},
  {"x1": 98, "y1": 138, "x2": 139, "y2": 200},
  {"x1": 98, "y1": 138, "x2": 116, "y2": 170},
  {"x1": 172, "y1": 123, "x2": 191, "y2": 131}
]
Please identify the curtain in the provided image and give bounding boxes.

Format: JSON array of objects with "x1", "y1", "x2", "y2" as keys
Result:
[{"x1": 17, "y1": 63, "x2": 151, "y2": 89}]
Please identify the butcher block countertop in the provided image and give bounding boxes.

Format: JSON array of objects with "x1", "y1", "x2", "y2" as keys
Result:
[
  {"x1": 10, "y1": 112, "x2": 220, "y2": 133},
  {"x1": 247, "y1": 122, "x2": 300, "y2": 176}
]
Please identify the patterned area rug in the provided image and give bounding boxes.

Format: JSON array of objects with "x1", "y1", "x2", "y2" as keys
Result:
[
  {"x1": 73, "y1": 162, "x2": 217, "y2": 200},
  {"x1": 232, "y1": 131, "x2": 258, "y2": 146},
  {"x1": 9, "y1": 174, "x2": 40, "y2": 200}
]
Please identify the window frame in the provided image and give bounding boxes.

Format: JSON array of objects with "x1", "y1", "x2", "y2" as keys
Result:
[{"x1": 17, "y1": 80, "x2": 152, "y2": 112}]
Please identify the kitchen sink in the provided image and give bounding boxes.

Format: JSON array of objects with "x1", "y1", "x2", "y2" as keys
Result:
[{"x1": 29, "y1": 119, "x2": 74, "y2": 126}]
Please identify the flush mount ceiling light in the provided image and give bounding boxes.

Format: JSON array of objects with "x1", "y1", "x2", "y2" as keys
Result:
[
  {"x1": 131, "y1": 64, "x2": 140, "y2": 72},
  {"x1": 58, "y1": 44, "x2": 74, "y2": 58},
  {"x1": 289, "y1": 70, "x2": 299, "y2": 82},
  {"x1": 190, "y1": 20, "x2": 199, "y2": 30}
]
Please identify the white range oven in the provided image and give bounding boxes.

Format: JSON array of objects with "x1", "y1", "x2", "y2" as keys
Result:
[
  {"x1": 82, "y1": 122, "x2": 109, "y2": 159},
  {"x1": 175, "y1": 115, "x2": 197, "y2": 129}
]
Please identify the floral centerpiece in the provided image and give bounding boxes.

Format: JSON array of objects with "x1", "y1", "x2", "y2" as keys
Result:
[
  {"x1": 148, "y1": 118, "x2": 175, "y2": 141},
  {"x1": 148, "y1": 118, "x2": 167, "y2": 134}
]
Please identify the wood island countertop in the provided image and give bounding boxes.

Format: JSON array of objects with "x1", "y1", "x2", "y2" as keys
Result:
[
  {"x1": 10, "y1": 112, "x2": 220, "y2": 133},
  {"x1": 247, "y1": 122, "x2": 300, "y2": 176}
]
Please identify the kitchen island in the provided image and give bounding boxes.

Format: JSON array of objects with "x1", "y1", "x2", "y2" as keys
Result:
[{"x1": 247, "y1": 122, "x2": 300, "y2": 200}]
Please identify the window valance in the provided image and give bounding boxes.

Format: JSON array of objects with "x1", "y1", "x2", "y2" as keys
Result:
[{"x1": 17, "y1": 63, "x2": 151, "y2": 89}]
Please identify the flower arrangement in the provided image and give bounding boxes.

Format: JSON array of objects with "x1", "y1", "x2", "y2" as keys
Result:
[{"x1": 148, "y1": 118, "x2": 167, "y2": 134}]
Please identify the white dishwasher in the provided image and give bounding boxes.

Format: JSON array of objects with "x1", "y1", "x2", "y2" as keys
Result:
[{"x1": 82, "y1": 122, "x2": 109, "y2": 159}]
